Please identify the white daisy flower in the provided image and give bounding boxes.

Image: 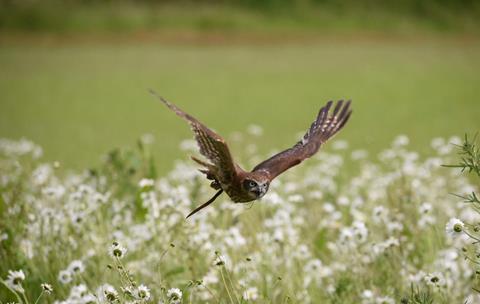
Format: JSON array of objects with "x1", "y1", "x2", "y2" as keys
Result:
[
  {"x1": 167, "y1": 287, "x2": 182, "y2": 303},
  {"x1": 339, "y1": 227, "x2": 355, "y2": 247},
  {"x1": 0, "y1": 232, "x2": 8, "y2": 242},
  {"x1": 361, "y1": 289, "x2": 374, "y2": 300},
  {"x1": 372, "y1": 206, "x2": 388, "y2": 223},
  {"x1": 6, "y1": 269, "x2": 25, "y2": 292},
  {"x1": 445, "y1": 218, "x2": 464, "y2": 238},
  {"x1": 135, "y1": 284, "x2": 151, "y2": 301},
  {"x1": 41, "y1": 283, "x2": 53, "y2": 294},
  {"x1": 376, "y1": 296, "x2": 395, "y2": 304},
  {"x1": 418, "y1": 215, "x2": 436, "y2": 228},
  {"x1": 242, "y1": 287, "x2": 259, "y2": 300},
  {"x1": 67, "y1": 260, "x2": 85, "y2": 275},
  {"x1": 337, "y1": 195, "x2": 349, "y2": 206},
  {"x1": 214, "y1": 254, "x2": 227, "y2": 266},
  {"x1": 419, "y1": 202, "x2": 432, "y2": 214},
  {"x1": 82, "y1": 294, "x2": 97, "y2": 304},
  {"x1": 58, "y1": 269, "x2": 72, "y2": 284},
  {"x1": 97, "y1": 284, "x2": 118, "y2": 302},
  {"x1": 109, "y1": 242, "x2": 127, "y2": 259},
  {"x1": 408, "y1": 271, "x2": 426, "y2": 284},
  {"x1": 424, "y1": 272, "x2": 446, "y2": 288},
  {"x1": 304, "y1": 259, "x2": 323, "y2": 273},
  {"x1": 352, "y1": 221, "x2": 369, "y2": 243},
  {"x1": 139, "y1": 178, "x2": 154, "y2": 188},
  {"x1": 393, "y1": 134, "x2": 409, "y2": 147},
  {"x1": 202, "y1": 270, "x2": 219, "y2": 285},
  {"x1": 386, "y1": 221, "x2": 403, "y2": 233},
  {"x1": 70, "y1": 284, "x2": 88, "y2": 298}
]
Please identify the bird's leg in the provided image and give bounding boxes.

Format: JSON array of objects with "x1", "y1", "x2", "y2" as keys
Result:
[
  {"x1": 192, "y1": 156, "x2": 221, "y2": 190},
  {"x1": 186, "y1": 189, "x2": 223, "y2": 219},
  {"x1": 198, "y1": 169, "x2": 217, "y2": 181},
  {"x1": 198, "y1": 169, "x2": 213, "y2": 179}
]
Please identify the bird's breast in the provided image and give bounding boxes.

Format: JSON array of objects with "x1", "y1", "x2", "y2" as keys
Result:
[{"x1": 222, "y1": 184, "x2": 256, "y2": 203}]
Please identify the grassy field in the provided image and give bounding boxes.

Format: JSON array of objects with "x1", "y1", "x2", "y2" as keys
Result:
[
  {"x1": 0, "y1": 35, "x2": 479, "y2": 174},
  {"x1": 1, "y1": 130, "x2": 478, "y2": 303},
  {"x1": 1, "y1": 1, "x2": 479, "y2": 34},
  {"x1": 2, "y1": 2, "x2": 480, "y2": 302}
]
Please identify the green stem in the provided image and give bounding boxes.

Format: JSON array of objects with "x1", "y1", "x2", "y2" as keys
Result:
[
  {"x1": 464, "y1": 230, "x2": 480, "y2": 242},
  {"x1": 20, "y1": 291, "x2": 30, "y2": 304},
  {"x1": 223, "y1": 265, "x2": 240, "y2": 304},
  {"x1": 0, "y1": 280, "x2": 24, "y2": 304},
  {"x1": 464, "y1": 254, "x2": 480, "y2": 266},
  {"x1": 219, "y1": 268, "x2": 234, "y2": 304},
  {"x1": 33, "y1": 291, "x2": 44, "y2": 304},
  {"x1": 115, "y1": 257, "x2": 135, "y2": 286},
  {"x1": 200, "y1": 283, "x2": 220, "y2": 303}
]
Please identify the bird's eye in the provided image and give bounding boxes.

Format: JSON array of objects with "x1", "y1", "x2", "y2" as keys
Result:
[{"x1": 248, "y1": 181, "x2": 257, "y2": 188}]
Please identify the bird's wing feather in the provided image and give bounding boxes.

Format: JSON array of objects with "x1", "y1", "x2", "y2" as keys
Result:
[
  {"x1": 252, "y1": 100, "x2": 352, "y2": 180},
  {"x1": 151, "y1": 90, "x2": 238, "y2": 184}
]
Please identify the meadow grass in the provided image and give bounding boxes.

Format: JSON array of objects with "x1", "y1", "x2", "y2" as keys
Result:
[
  {"x1": 0, "y1": 134, "x2": 478, "y2": 303},
  {"x1": 1, "y1": 30, "x2": 480, "y2": 303},
  {"x1": 0, "y1": 36, "x2": 479, "y2": 174},
  {"x1": 1, "y1": 1, "x2": 479, "y2": 34},
  {"x1": 0, "y1": 0, "x2": 480, "y2": 304}
]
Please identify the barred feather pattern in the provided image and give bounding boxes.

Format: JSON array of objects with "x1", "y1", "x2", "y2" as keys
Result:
[
  {"x1": 190, "y1": 124, "x2": 237, "y2": 183},
  {"x1": 253, "y1": 99, "x2": 352, "y2": 180},
  {"x1": 150, "y1": 90, "x2": 238, "y2": 185}
]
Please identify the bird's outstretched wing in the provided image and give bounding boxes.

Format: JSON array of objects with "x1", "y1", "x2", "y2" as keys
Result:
[
  {"x1": 150, "y1": 90, "x2": 238, "y2": 185},
  {"x1": 252, "y1": 100, "x2": 352, "y2": 180}
]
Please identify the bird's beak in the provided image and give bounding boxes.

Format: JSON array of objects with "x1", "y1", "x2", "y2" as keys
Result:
[
  {"x1": 252, "y1": 184, "x2": 268, "y2": 198},
  {"x1": 258, "y1": 184, "x2": 268, "y2": 197}
]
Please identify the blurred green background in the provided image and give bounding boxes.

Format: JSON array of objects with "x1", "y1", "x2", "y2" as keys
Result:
[{"x1": 0, "y1": 0, "x2": 479, "y2": 173}]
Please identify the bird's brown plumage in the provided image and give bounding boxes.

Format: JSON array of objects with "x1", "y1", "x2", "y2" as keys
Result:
[
  {"x1": 253, "y1": 100, "x2": 352, "y2": 180},
  {"x1": 150, "y1": 90, "x2": 352, "y2": 218}
]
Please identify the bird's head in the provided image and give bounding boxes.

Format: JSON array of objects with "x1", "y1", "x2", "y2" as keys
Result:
[{"x1": 243, "y1": 176, "x2": 269, "y2": 199}]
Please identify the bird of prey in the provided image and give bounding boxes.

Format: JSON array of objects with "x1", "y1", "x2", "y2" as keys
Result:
[{"x1": 150, "y1": 90, "x2": 352, "y2": 218}]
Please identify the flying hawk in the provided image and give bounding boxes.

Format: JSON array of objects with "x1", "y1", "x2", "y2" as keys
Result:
[{"x1": 150, "y1": 90, "x2": 352, "y2": 218}]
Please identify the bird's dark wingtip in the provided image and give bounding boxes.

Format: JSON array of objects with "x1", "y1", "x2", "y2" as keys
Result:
[
  {"x1": 148, "y1": 89, "x2": 172, "y2": 107},
  {"x1": 148, "y1": 88, "x2": 163, "y2": 100}
]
